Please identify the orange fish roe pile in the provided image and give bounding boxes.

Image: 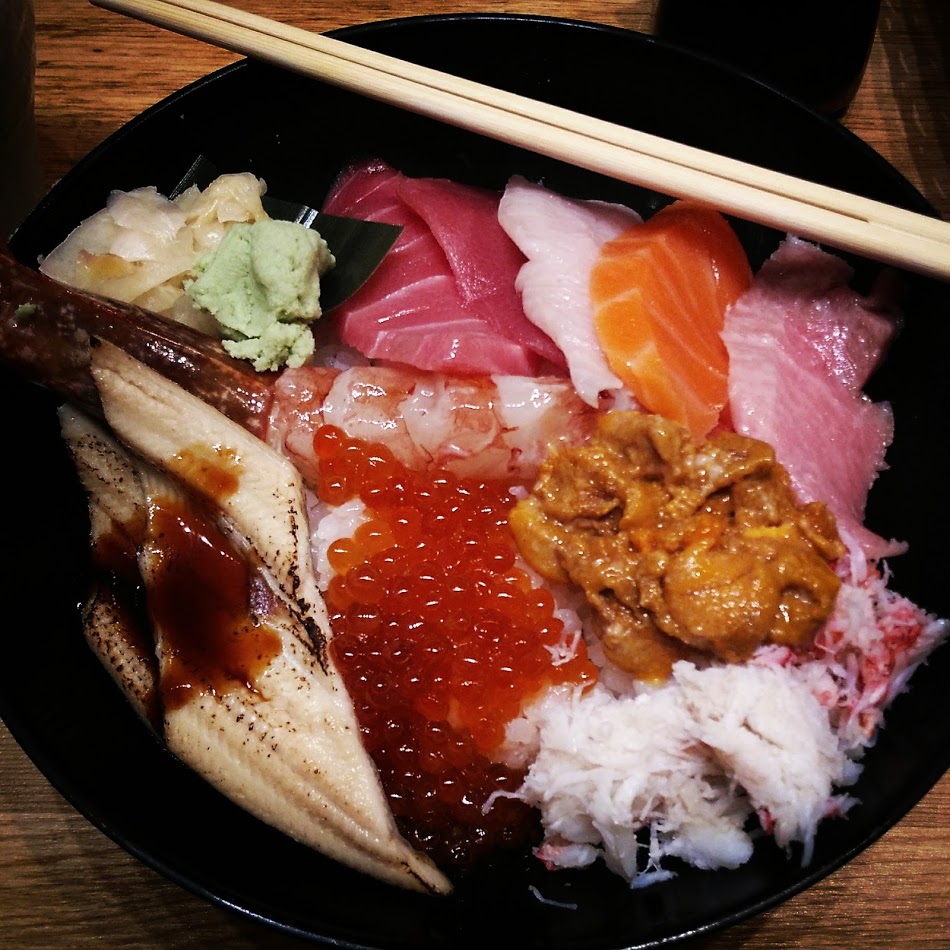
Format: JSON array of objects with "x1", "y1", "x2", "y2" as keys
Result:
[{"x1": 313, "y1": 424, "x2": 597, "y2": 871}]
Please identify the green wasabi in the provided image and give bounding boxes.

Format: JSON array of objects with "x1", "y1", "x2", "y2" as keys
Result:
[{"x1": 186, "y1": 218, "x2": 335, "y2": 372}]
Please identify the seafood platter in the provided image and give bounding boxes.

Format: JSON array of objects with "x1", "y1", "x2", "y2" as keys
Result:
[{"x1": 1, "y1": 14, "x2": 947, "y2": 950}]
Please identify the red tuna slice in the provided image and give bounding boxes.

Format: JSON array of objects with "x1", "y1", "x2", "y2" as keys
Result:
[
  {"x1": 322, "y1": 160, "x2": 564, "y2": 375},
  {"x1": 397, "y1": 176, "x2": 566, "y2": 369},
  {"x1": 363, "y1": 318, "x2": 541, "y2": 376},
  {"x1": 722, "y1": 237, "x2": 903, "y2": 561},
  {"x1": 326, "y1": 168, "x2": 539, "y2": 374},
  {"x1": 323, "y1": 157, "x2": 403, "y2": 218}
]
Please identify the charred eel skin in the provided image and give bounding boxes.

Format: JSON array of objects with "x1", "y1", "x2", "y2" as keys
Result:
[{"x1": 0, "y1": 241, "x2": 275, "y2": 438}]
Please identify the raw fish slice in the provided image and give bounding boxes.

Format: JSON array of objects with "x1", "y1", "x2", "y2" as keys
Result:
[
  {"x1": 498, "y1": 176, "x2": 641, "y2": 406},
  {"x1": 367, "y1": 319, "x2": 541, "y2": 375},
  {"x1": 324, "y1": 165, "x2": 431, "y2": 311},
  {"x1": 590, "y1": 202, "x2": 753, "y2": 435},
  {"x1": 322, "y1": 160, "x2": 559, "y2": 376},
  {"x1": 337, "y1": 249, "x2": 540, "y2": 375},
  {"x1": 399, "y1": 176, "x2": 565, "y2": 367},
  {"x1": 332, "y1": 209, "x2": 457, "y2": 333},
  {"x1": 329, "y1": 185, "x2": 527, "y2": 370},
  {"x1": 332, "y1": 213, "x2": 537, "y2": 373},
  {"x1": 747, "y1": 236, "x2": 897, "y2": 391},
  {"x1": 722, "y1": 238, "x2": 901, "y2": 559},
  {"x1": 322, "y1": 158, "x2": 403, "y2": 219}
]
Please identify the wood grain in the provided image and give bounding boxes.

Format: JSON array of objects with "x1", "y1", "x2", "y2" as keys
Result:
[{"x1": 3, "y1": 0, "x2": 948, "y2": 947}]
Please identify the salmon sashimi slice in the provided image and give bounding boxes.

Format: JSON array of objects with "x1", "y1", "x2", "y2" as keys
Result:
[{"x1": 590, "y1": 201, "x2": 753, "y2": 436}]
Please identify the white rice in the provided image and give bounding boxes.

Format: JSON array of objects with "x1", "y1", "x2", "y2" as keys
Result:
[{"x1": 309, "y1": 494, "x2": 368, "y2": 591}]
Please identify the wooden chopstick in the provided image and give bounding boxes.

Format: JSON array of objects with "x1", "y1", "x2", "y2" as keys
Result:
[{"x1": 92, "y1": 0, "x2": 950, "y2": 280}]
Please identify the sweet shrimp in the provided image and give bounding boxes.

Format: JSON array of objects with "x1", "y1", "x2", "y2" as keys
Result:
[{"x1": 271, "y1": 363, "x2": 601, "y2": 483}]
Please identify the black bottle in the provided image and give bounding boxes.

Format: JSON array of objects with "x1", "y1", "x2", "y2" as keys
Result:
[{"x1": 654, "y1": 0, "x2": 881, "y2": 118}]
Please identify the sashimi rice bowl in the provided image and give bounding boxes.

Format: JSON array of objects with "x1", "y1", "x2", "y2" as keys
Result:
[{"x1": 2, "y1": 29, "x2": 948, "y2": 945}]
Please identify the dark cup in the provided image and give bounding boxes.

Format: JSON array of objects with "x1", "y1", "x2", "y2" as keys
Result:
[
  {"x1": 0, "y1": 0, "x2": 43, "y2": 237},
  {"x1": 654, "y1": 0, "x2": 882, "y2": 118}
]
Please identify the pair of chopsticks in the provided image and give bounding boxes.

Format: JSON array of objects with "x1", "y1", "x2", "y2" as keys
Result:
[{"x1": 92, "y1": 0, "x2": 950, "y2": 280}]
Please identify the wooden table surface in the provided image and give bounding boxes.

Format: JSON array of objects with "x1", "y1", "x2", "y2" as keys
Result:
[{"x1": 2, "y1": 0, "x2": 948, "y2": 947}]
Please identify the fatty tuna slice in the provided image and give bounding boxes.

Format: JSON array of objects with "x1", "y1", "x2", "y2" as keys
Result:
[
  {"x1": 322, "y1": 160, "x2": 563, "y2": 376},
  {"x1": 722, "y1": 237, "x2": 902, "y2": 560},
  {"x1": 498, "y1": 176, "x2": 641, "y2": 406}
]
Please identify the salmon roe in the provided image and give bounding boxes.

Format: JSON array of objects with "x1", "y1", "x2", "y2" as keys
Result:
[{"x1": 314, "y1": 424, "x2": 597, "y2": 871}]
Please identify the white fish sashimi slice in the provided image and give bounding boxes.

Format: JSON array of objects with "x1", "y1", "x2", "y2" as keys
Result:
[{"x1": 498, "y1": 177, "x2": 642, "y2": 407}]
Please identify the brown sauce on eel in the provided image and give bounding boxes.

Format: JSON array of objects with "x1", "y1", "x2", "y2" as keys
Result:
[{"x1": 146, "y1": 445, "x2": 281, "y2": 711}]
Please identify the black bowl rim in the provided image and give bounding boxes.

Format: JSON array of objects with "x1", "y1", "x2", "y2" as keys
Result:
[{"x1": 4, "y1": 12, "x2": 947, "y2": 949}]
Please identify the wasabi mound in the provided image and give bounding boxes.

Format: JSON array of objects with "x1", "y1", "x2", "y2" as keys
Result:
[{"x1": 187, "y1": 218, "x2": 335, "y2": 371}]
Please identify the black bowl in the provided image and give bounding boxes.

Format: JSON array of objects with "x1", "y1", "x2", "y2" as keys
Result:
[{"x1": 2, "y1": 14, "x2": 948, "y2": 950}]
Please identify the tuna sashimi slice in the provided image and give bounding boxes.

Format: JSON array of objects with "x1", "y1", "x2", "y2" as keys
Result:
[
  {"x1": 323, "y1": 158, "x2": 403, "y2": 219},
  {"x1": 723, "y1": 237, "x2": 902, "y2": 560},
  {"x1": 498, "y1": 176, "x2": 641, "y2": 407},
  {"x1": 363, "y1": 319, "x2": 542, "y2": 376},
  {"x1": 399, "y1": 176, "x2": 565, "y2": 368},
  {"x1": 743, "y1": 236, "x2": 897, "y2": 392},
  {"x1": 322, "y1": 160, "x2": 564, "y2": 376}
]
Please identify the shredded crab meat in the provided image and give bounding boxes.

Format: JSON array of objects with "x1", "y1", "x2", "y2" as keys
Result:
[{"x1": 754, "y1": 546, "x2": 948, "y2": 755}]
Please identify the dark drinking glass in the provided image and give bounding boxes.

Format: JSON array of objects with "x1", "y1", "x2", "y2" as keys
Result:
[{"x1": 654, "y1": 0, "x2": 882, "y2": 118}]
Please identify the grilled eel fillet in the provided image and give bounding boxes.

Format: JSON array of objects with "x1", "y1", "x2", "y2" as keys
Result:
[{"x1": 60, "y1": 340, "x2": 450, "y2": 895}]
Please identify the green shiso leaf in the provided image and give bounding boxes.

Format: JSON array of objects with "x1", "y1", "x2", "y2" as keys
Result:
[
  {"x1": 172, "y1": 156, "x2": 402, "y2": 314},
  {"x1": 299, "y1": 211, "x2": 400, "y2": 313}
]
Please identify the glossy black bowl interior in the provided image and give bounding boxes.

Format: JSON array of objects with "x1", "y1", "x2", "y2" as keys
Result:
[{"x1": 3, "y1": 14, "x2": 948, "y2": 950}]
